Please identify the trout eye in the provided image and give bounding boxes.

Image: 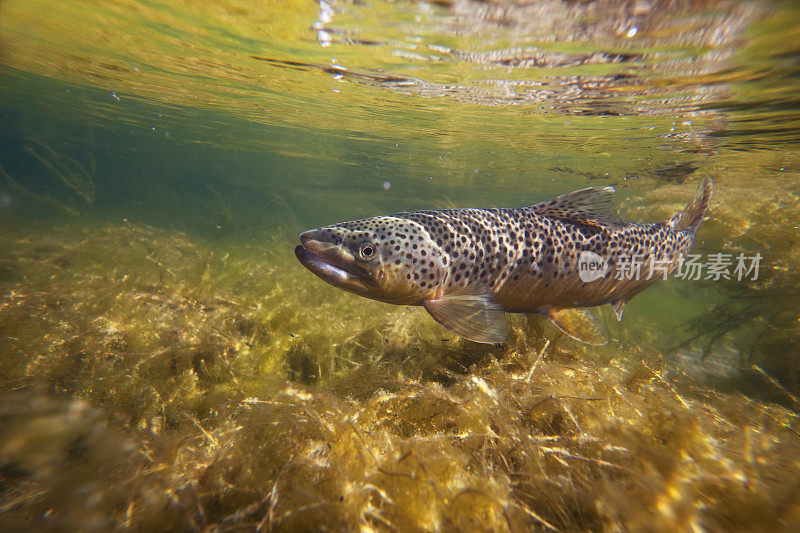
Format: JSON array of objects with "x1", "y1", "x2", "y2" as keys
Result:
[{"x1": 357, "y1": 243, "x2": 375, "y2": 261}]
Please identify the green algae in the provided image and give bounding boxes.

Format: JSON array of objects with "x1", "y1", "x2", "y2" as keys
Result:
[
  {"x1": 626, "y1": 167, "x2": 800, "y2": 403},
  {"x1": 2, "y1": 220, "x2": 800, "y2": 531}
]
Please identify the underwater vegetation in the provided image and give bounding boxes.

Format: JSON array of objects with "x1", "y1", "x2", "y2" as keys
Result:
[
  {"x1": 628, "y1": 175, "x2": 800, "y2": 403},
  {"x1": 2, "y1": 220, "x2": 800, "y2": 531},
  {"x1": 0, "y1": 138, "x2": 96, "y2": 216},
  {"x1": 678, "y1": 189, "x2": 800, "y2": 399}
]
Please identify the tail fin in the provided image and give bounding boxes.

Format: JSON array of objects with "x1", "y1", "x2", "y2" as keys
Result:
[{"x1": 671, "y1": 176, "x2": 713, "y2": 232}]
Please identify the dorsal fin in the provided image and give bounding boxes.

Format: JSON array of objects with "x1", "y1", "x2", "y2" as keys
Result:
[{"x1": 529, "y1": 186, "x2": 622, "y2": 228}]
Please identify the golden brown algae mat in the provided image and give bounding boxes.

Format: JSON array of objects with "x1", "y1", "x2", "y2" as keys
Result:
[{"x1": 1, "y1": 220, "x2": 800, "y2": 531}]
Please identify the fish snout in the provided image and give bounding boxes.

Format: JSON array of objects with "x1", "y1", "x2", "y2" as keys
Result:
[
  {"x1": 299, "y1": 228, "x2": 344, "y2": 258},
  {"x1": 300, "y1": 226, "x2": 346, "y2": 245},
  {"x1": 299, "y1": 229, "x2": 321, "y2": 248}
]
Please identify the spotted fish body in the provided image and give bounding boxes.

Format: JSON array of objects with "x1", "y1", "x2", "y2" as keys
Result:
[{"x1": 295, "y1": 178, "x2": 713, "y2": 344}]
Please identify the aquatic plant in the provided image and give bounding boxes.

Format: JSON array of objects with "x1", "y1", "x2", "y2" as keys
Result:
[
  {"x1": 24, "y1": 139, "x2": 96, "y2": 206},
  {"x1": 0, "y1": 138, "x2": 95, "y2": 215},
  {"x1": 628, "y1": 175, "x2": 800, "y2": 400},
  {"x1": 682, "y1": 190, "x2": 800, "y2": 396},
  {"x1": 1, "y1": 220, "x2": 800, "y2": 530}
]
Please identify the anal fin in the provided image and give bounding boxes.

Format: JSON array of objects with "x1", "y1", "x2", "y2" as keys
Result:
[
  {"x1": 611, "y1": 299, "x2": 627, "y2": 321},
  {"x1": 547, "y1": 307, "x2": 608, "y2": 346},
  {"x1": 424, "y1": 294, "x2": 508, "y2": 344}
]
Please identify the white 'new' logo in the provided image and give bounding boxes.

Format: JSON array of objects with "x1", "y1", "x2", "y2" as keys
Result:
[{"x1": 578, "y1": 251, "x2": 608, "y2": 282}]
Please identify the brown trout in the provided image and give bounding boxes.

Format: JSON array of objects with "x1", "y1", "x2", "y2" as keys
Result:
[{"x1": 295, "y1": 177, "x2": 712, "y2": 344}]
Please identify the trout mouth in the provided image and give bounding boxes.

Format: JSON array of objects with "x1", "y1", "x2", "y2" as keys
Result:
[{"x1": 294, "y1": 233, "x2": 375, "y2": 296}]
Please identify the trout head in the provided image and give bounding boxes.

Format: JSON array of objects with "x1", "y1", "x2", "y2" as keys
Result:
[{"x1": 295, "y1": 216, "x2": 446, "y2": 305}]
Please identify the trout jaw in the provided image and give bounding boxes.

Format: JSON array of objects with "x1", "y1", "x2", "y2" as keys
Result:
[{"x1": 294, "y1": 234, "x2": 376, "y2": 299}]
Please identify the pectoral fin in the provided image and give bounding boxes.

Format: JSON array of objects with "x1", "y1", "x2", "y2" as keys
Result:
[
  {"x1": 610, "y1": 299, "x2": 627, "y2": 321},
  {"x1": 547, "y1": 307, "x2": 608, "y2": 346},
  {"x1": 424, "y1": 294, "x2": 508, "y2": 344}
]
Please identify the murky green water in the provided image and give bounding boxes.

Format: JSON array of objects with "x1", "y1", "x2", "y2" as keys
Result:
[{"x1": 1, "y1": 0, "x2": 800, "y2": 530}]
